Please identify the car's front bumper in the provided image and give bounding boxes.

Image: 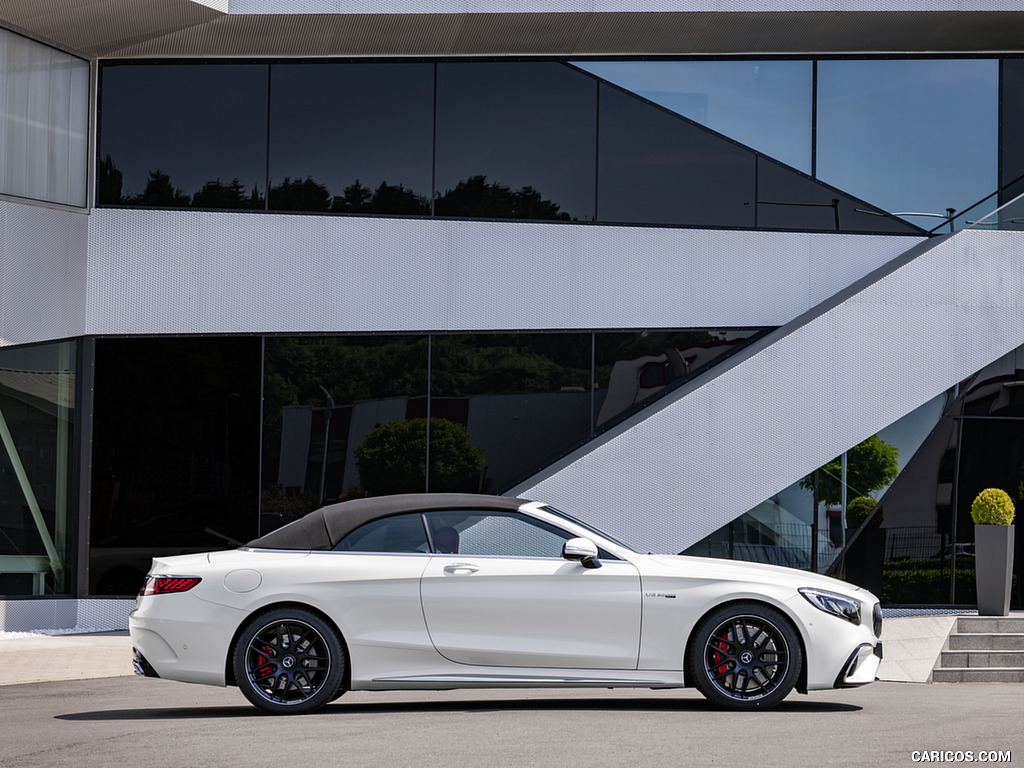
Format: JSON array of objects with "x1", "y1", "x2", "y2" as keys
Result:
[
  {"x1": 834, "y1": 642, "x2": 883, "y2": 688},
  {"x1": 784, "y1": 592, "x2": 882, "y2": 691}
]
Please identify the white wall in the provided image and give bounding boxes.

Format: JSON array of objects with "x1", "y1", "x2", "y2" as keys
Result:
[{"x1": 73, "y1": 208, "x2": 921, "y2": 339}]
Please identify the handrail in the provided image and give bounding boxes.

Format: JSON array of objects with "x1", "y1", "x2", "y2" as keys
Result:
[{"x1": 926, "y1": 171, "x2": 1024, "y2": 234}]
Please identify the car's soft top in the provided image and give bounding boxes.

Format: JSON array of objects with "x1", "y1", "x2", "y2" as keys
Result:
[{"x1": 246, "y1": 493, "x2": 528, "y2": 550}]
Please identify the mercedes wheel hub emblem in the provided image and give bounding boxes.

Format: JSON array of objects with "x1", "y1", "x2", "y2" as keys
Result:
[
  {"x1": 739, "y1": 650, "x2": 754, "y2": 665},
  {"x1": 282, "y1": 655, "x2": 296, "y2": 669}
]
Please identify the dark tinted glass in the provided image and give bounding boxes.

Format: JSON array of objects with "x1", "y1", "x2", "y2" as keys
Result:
[
  {"x1": 574, "y1": 60, "x2": 813, "y2": 173},
  {"x1": 430, "y1": 334, "x2": 591, "y2": 492},
  {"x1": 261, "y1": 336, "x2": 429, "y2": 505},
  {"x1": 435, "y1": 62, "x2": 597, "y2": 221},
  {"x1": 594, "y1": 330, "x2": 763, "y2": 428},
  {"x1": 755, "y1": 158, "x2": 921, "y2": 234},
  {"x1": 334, "y1": 513, "x2": 429, "y2": 552},
  {"x1": 0, "y1": 341, "x2": 77, "y2": 596},
  {"x1": 423, "y1": 510, "x2": 571, "y2": 558},
  {"x1": 90, "y1": 337, "x2": 262, "y2": 595},
  {"x1": 954, "y1": 418, "x2": 1024, "y2": 604},
  {"x1": 597, "y1": 83, "x2": 756, "y2": 227},
  {"x1": 1001, "y1": 59, "x2": 1024, "y2": 203},
  {"x1": 268, "y1": 62, "x2": 434, "y2": 214},
  {"x1": 97, "y1": 63, "x2": 268, "y2": 208}
]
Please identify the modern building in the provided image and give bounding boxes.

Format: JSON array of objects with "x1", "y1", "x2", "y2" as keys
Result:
[{"x1": 1, "y1": 1, "x2": 1023, "y2": 629}]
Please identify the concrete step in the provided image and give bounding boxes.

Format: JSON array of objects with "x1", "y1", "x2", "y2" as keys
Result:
[
  {"x1": 940, "y1": 650, "x2": 1024, "y2": 668},
  {"x1": 948, "y1": 633, "x2": 1024, "y2": 651},
  {"x1": 933, "y1": 667, "x2": 1024, "y2": 683},
  {"x1": 933, "y1": 615, "x2": 1024, "y2": 682},
  {"x1": 955, "y1": 617, "x2": 1024, "y2": 634}
]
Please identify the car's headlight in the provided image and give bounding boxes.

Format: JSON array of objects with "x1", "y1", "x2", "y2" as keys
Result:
[{"x1": 799, "y1": 587, "x2": 862, "y2": 625}]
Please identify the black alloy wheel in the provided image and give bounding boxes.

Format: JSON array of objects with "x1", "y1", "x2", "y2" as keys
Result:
[
  {"x1": 689, "y1": 602, "x2": 802, "y2": 710},
  {"x1": 233, "y1": 607, "x2": 346, "y2": 715}
]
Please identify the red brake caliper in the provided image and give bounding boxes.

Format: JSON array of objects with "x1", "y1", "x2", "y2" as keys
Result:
[
  {"x1": 711, "y1": 632, "x2": 730, "y2": 677},
  {"x1": 257, "y1": 644, "x2": 273, "y2": 678}
]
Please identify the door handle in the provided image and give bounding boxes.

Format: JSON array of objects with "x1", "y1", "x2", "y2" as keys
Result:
[{"x1": 443, "y1": 563, "x2": 479, "y2": 574}]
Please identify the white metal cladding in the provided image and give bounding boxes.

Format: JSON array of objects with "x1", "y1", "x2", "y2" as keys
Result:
[
  {"x1": 76, "y1": 208, "x2": 921, "y2": 339},
  {"x1": 0, "y1": 597, "x2": 131, "y2": 632},
  {"x1": 0, "y1": 200, "x2": 89, "y2": 347},
  {"x1": 511, "y1": 229, "x2": 1024, "y2": 556}
]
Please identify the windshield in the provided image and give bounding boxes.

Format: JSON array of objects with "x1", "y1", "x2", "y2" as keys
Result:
[{"x1": 539, "y1": 505, "x2": 640, "y2": 553}]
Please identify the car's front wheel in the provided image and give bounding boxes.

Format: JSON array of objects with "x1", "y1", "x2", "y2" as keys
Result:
[
  {"x1": 233, "y1": 607, "x2": 346, "y2": 715},
  {"x1": 688, "y1": 602, "x2": 802, "y2": 711}
]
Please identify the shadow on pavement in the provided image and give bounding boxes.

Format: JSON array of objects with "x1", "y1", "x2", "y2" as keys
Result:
[{"x1": 56, "y1": 696, "x2": 861, "y2": 721}]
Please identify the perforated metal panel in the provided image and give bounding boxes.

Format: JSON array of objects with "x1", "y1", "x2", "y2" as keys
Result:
[
  {"x1": 0, "y1": 598, "x2": 130, "y2": 632},
  {"x1": 81, "y1": 209, "x2": 916, "y2": 338},
  {"x1": 0, "y1": 200, "x2": 89, "y2": 347}
]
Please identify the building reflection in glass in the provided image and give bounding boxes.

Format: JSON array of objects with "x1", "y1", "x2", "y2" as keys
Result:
[
  {"x1": 261, "y1": 330, "x2": 765, "y2": 508},
  {"x1": 0, "y1": 341, "x2": 77, "y2": 596}
]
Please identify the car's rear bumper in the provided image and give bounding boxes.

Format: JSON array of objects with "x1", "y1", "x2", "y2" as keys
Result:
[{"x1": 130, "y1": 593, "x2": 244, "y2": 687}]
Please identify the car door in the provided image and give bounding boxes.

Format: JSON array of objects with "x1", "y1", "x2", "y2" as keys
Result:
[{"x1": 419, "y1": 510, "x2": 642, "y2": 670}]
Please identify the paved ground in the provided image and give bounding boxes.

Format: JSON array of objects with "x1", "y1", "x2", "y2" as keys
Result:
[
  {"x1": 0, "y1": 632, "x2": 133, "y2": 686},
  {"x1": 0, "y1": 628, "x2": 1021, "y2": 767},
  {"x1": 0, "y1": 615, "x2": 962, "y2": 687},
  {"x1": 0, "y1": 676, "x2": 1020, "y2": 768}
]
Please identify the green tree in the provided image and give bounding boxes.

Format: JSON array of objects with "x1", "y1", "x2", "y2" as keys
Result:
[
  {"x1": 354, "y1": 418, "x2": 485, "y2": 496},
  {"x1": 800, "y1": 435, "x2": 900, "y2": 508},
  {"x1": 270, "y1": 176, "x2": 332, "y2": 211},
  {"x1": 135, "y1": 168, "x2": 190, "y2": 206}
]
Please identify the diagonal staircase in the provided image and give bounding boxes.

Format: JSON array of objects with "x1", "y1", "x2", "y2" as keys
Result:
[
  {"x1": 514, "y1": 224, "x2": 1024, "y2": 556},
  {"x1": 933, "y1": 616, "x2": 1024, "y2": 683}
]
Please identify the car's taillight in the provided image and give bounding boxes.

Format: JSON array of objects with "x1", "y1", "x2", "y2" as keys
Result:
[{"x1": 139, "y1": 575, "x2": 202, "y2": 596}]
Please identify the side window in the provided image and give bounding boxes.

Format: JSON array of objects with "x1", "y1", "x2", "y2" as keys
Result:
[
  {"x1": 334, "y1": 513, "x2": 430, "y2": 553},
  {"x1": 423, "y1": 510, "x2": 572, "y2": 558}
]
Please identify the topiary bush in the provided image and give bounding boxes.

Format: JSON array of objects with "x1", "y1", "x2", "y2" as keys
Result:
[
  {"x1": 846, "y1": 496, "x2": 881, "y2": 530},
  {"x1": 970, "y1": 488, "x2": 1015, "y2": 525}
]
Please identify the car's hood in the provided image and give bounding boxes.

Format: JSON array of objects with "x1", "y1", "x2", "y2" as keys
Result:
[{"x1": 640, "y1": 553, "x2": 873, "y2": 599}]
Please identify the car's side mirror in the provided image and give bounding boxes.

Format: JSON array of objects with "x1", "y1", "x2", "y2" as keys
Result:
[{"x1": 562, "y1": 537, "x2": 601, "y2": 569}]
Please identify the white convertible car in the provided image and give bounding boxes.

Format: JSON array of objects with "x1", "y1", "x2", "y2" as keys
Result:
[{"x1": 130, "y1": 493, "x2": 883, "y2": 714}]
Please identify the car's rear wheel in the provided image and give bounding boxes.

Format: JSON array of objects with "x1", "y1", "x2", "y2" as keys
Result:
[
  {"x1": 688, "y1": 602, "x2": 802, "y2": 711},
  {"x1": 233, "y1": 607, "x2": 346, "y2": 715}
]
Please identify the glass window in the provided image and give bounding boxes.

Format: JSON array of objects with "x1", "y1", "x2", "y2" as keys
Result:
[
  {"x1": 574, "y1": 60, "x2": 813, "y2": 173},
  {"x1": 1001, "y1": 59, "x2": 1024, "y2": 204},
  {"x1": 90, "y1": 337, "x2": 262, "y2": 595},
  {"x1": 594, "y1": 330, "x2": 765, "y2": 428},
  {"x1": 816, "y1": 59, "x2": 998, "y2": 231},
  {"x1": 0, "y1": 341, "x2": 77, "y2": 596},
  {"x1": 435, "y1": 62, "x2": 597, "y2": 221},
  {"x1": 97, "y1": 62, "x2": 268, "y2": 208},
  {"x1": 423, "y1": 510, "x2": 571, "y2": 558},
  {"x1": 596, "y1": 82, "x2": 757, "y2": 227},
  {"x1": 0, "y1": 28, "x2": 89, "y2": 206},
  {"x1": 262, "y1": 336, "x2": 429, "y2": 505},
  {"x1": 430, "y1": 334, "x2": 591, "y2": 492},
  {"x1": 334, "y1": 513, "x2": 429, "y2": 553},
  {"x1": 268, "y1": 62, "x2": 433, "y2": 214},
  {"x1": 953, "y1": 418, "x2": 1024, "y2": 604},
  {"x1": 755, "y1": 157, "x2": 920, "y2": 234}
]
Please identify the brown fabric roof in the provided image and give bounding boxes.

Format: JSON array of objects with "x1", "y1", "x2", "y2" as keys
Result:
[{"x1": 247, "y1": 493, "x2": 527, "y2": 550}]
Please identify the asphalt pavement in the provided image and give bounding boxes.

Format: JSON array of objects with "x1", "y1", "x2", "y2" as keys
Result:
[{"x1": 0, "y1": 629, "x2": 1020, "y2": 768}]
